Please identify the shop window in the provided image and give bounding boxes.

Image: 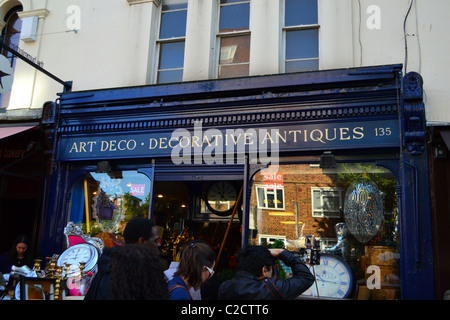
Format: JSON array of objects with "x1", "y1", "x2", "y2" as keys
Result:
[
  {"x1": 311, "y1": 187, "x2": 345, "y2": 218},
  {"x1": 156, "y1": 0, "x2": 188, "y2": 84},
  {"x1": 283, "y1": 0, "x2": 319, "y2": 72},
  {"x1": 69, "y1": 170, "x2": 151, "y2": 244},
  {"x1": 0, "y1": 5, "x2": 22, "y2": 108},
  {"x1": 249, "y1": 163, "x2": 400, "y2": 300},
  {"x1": 256, "y1": 185, "x2": 285, "y2": 210},
  {"x1": 217, "y1": 0, "x2": 250, "y2": 78}
]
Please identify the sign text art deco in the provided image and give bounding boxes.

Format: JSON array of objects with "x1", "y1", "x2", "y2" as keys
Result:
[{"x1": 59, "y1": 120, "x2": 399, "y2": 164}]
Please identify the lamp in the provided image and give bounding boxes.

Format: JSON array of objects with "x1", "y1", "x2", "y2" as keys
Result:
[{"x1": 319, "y1": 151, "x2": 336, "y2": 168}]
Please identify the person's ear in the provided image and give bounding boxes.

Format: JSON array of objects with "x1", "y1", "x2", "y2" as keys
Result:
[
  {"x1": 137, "y1": 237, "x2": 145, "y2": 244},
  {"x1": 262, "y1": 266, "x2": 272, "y2": 278}
]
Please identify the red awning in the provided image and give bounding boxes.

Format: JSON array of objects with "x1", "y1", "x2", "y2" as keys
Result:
[{"x1": 0, "y1": 125, "x2": 37, "y2": 139}]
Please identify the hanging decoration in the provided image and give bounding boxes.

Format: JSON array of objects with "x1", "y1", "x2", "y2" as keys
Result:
[{"x1": 343, "y1": 178, "x2": 384, "y2": 243}]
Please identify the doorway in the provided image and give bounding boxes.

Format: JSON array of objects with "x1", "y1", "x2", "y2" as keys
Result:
[{"x1": 152, "y1": 180, "x2": 242, "y2": 273}]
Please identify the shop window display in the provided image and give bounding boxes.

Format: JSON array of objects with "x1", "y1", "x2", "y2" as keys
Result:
[
  {"x1": 249, "y1": 163, "x2": 400, "y2": 300},
  {"x1": 68, "y1": 171, "x2": 152, "y2": 246}
]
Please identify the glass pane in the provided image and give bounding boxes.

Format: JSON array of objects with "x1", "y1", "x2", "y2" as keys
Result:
[
  {"x1": 158, "y1": 69, "x2": 183, "y2": 84},
  {"x1": 285, "y1": 59, "x2": 319, "y2": 72},
  {"x1": 219, "y1": 64, "x2": 249, "y2": 78},
  {"x1": 322, "y1": 192, "x2": 340, "y2": 211},
  {"x1": 276, "y1": 190, "x2": 284, "y2": 208},
  {"x1": 286, "y1": 29, "x2": 318, "y2": 60},
  {"x1": 249, "y1": 163, "x2": 400, "y2": 300},
  {"x1": 219, "y1": 35, "x2": 250, "y2": 64},
  {"x1": 219, "y1": 3, "x2": 250, "y2": 32},
  {"x1": 285, "y1": 0, "x2": 318, "y2": 26},
  {"x1": 159, "y1": 41, "x2": 185, "y2": 69},
  {"x1": 69, "y1": 170, "x2": 151, "y2": 242},
  {"x1": 312, "y1": 190, "x2": 321, "y2": 210},
  {"x1": 267, "y1": 192, "x2": 275, "y2": 208},
  {"x1": 162, "y1": 0, "x2": 188, "y2": 11},
  {"x1": 257, "y1": 187, "x2": 265, "y2": 208},
  {"x1": 160, "y1": 9, "x2": 187, "y2": 39}
]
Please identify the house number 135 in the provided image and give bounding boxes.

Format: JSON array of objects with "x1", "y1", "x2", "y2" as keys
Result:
[{"x1": 375, "y1": 127, "x2": 391, "y2": 136}]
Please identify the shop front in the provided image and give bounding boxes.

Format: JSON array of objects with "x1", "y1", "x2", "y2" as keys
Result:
[{"x1": 39, "y1": 64, "x2": 435, "y2": 299}]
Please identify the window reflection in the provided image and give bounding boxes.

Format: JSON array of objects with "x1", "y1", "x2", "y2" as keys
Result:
[
  {"x1": 249, "y1": 163, "x2": 400, "y2": 299},
  {"x1": 69, "y1": 171, "x2": 151, "y2": 244}
]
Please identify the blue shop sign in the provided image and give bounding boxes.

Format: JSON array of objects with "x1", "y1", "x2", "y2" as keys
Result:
[{"x1": 58, "y1": 119, "x2": 399, "y2": 161}]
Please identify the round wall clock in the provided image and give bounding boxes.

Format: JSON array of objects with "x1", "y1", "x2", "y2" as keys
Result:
[
  {"x1": 57, "y1": 243, "x2": 99, "y2": 275},
  {"x1": 205, "y1": 181, "x2": 238, "y2": 216},
  {"x1": 302, "y1": 253, "x2": 354, "y2": 299}
]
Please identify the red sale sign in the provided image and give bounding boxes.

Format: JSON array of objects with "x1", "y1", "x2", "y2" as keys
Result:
[{"x1": 263, "y1": 172, "x2": 283, "y2": 189}]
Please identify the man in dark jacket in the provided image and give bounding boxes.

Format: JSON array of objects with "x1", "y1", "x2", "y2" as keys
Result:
[
  {"x1": 218, "y1": 245, "x2": 314, "y2": 300},
  {"x1": 84, "y1": 217, "x2": 161, "y2": 300}
]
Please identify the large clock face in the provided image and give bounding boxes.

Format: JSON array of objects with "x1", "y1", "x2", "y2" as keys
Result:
[
  {"x1": 206, "y1": 181, "x2": 238, "y2": 216},
  {"x1": 57, "y1": 243, "x2": 99, "y2": 275},
  {"x1": 302, "y1": 253, "x2": 353, "y2": 299}
]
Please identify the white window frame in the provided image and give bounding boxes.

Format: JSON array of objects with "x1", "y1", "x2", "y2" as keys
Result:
[
  {"x1": 311, "y1": 187, "x2": 344, "y2": 218},
  {"x1": 155, "y1": 1, "x2": 188, "y2": 84},
  {"x1": 256, "y1": 185, "x2": 285, "y2": 210},
  {"x1": 216, "y1": 0, "x2": 251, "y2": 79},
  {"x1": 281, "y1": 0, "x2": 320, "y2": 73},
  {"x1": 258, "y1": 234, "x2": 287, "y2": 246}
]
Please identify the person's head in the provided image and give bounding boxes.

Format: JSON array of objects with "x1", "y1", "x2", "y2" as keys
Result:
[
  {"x1": 175, "y1": 240, "x2": 216, "y2": 290},
  {"x1": 123, "y1": 217, "x2": 160, "y2": 248},
  {"x1": 109, "y1": 244, "x2": 168, "y2": 300},
  {"x1": 10, "y1": 235, "x2": 30, "y2": 259},
  {"x1": 237, "y1": 245, "x2": 275, "y2": 278}
]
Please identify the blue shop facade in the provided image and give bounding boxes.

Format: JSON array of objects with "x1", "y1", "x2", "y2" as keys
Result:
[{"x1": 39, "y1": 64, "x2": 434, "y2": 299}]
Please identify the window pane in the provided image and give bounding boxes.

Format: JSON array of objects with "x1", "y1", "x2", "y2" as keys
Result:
[
  {"x1": 69, "y1": 171, "x2": 151, "y2": 237},
  {"x1": 249, "y1": 163, "x2": 400, "y2": 299},
  {"x1": 276, "y1": 190, "x2": 284, "y2": 208},
  {"x1": 312, "y1": 190, "x2": 321, "y2": 210},
  {"x1": 219, "y1": 64, "x2": 249, "y2": 78},
  {"x1": 285, "y1": 59, "x2": 318, "y2": 73},
  {"x1": 160, "y1": 9, "x2": 187, "y2": 39},
  {"x1": 219, "y1": 3, "x2": 249, "y2": 32},
  {"x1": 162, "y1": 0, "x2": 187, "y2": 11},
  {"x1": 220, "y1": 35, "x2": 250, "y2": 64},
  {"x1": 257, "y1": 187, "x2": 265, "y2": 208},
  {"x1": 267, "y1": 192, "x2": 275, "y2": 208},
  {"x1": 159, "y1": 42, "x2": 185, "y2": 69},
  {"x1": 286, "y1": 29, "x2": 318, "y2": 60},
  {"x1": 322, "y1": 192, "x2": 340, "y2": 211},
  {"x1": 158, "y1": 69, "x2": 183, "y2": 84},
  {"x1": 285, "y1": 0, "x2": 318, "y2": 26}
]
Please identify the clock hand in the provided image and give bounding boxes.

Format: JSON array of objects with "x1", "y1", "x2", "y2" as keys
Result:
[{"x1": 316, "y1": 275, "x2": 338, "y2": 284}]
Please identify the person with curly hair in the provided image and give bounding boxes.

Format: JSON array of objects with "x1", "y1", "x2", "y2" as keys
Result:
[
  {"x1": 109, "y1": 244, "x2": 168, "y2": 300},
  {"x1": 85, "y1": 217, "x2": 162, "y2": 300}
]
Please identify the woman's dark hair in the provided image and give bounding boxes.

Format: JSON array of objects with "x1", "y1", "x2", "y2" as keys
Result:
[
  {"x1": 9, "y1": 235, "x2": 33, "y2": 267},
  {"x1": 123, "y1": 217, "x2": 156, "y2": 244},
  {"x1": 236, "y1": 245, "x2": 275, "y2": 277},
  {"x1": 109, "y1": 244, "x2": 168, "y2": 300},
  {"x1": 174, "y1": 240, "x2": 216, "y2": 290}
]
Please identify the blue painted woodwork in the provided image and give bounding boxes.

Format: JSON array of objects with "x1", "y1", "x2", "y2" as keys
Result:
[{"x1": 39, "y1": 64, "x2": 435, "y2": 299}]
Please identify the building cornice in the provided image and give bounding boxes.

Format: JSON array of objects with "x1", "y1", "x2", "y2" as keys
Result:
[
  {"x1": 127, "y1": 0, "x2": 160, "y2": 6},
  {"x1": 17, "y1": 8, "x2": 49, "y2": 19}
]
